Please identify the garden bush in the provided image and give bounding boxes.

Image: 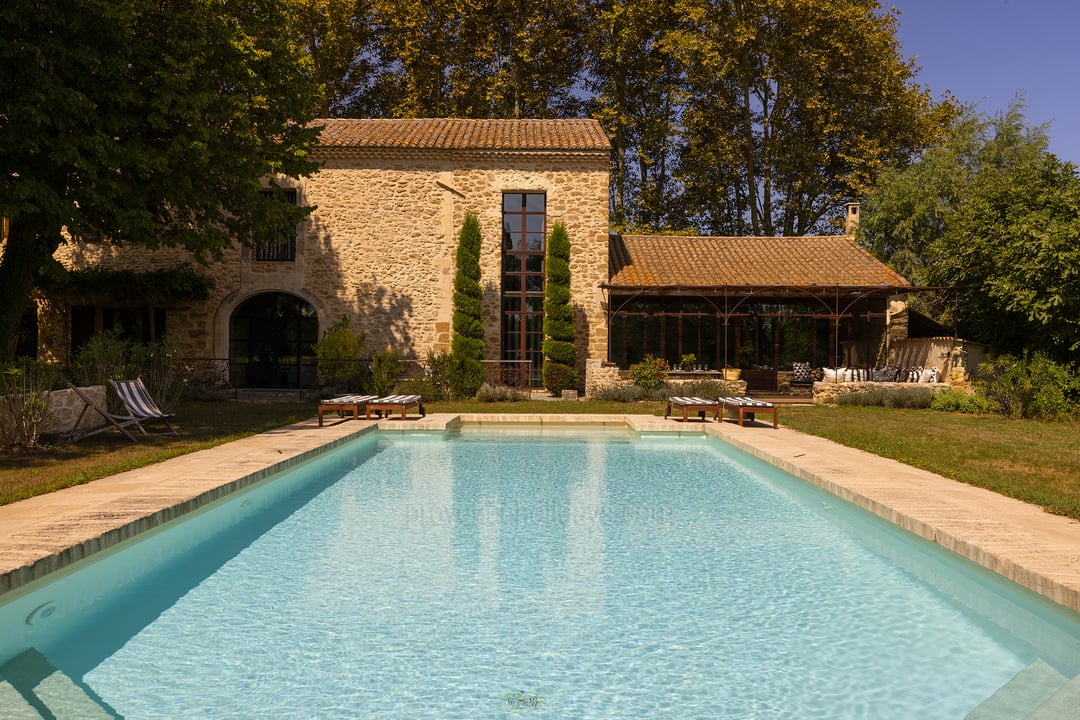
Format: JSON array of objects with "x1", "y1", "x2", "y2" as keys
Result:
[
  {"x1": 930, "y1": 388, "x2": 1000, "y2": 414},
  {"x1": 593, "y1": 384, "x2": 648, "y2": 402},
  {"x1": 448, "y1": 355, "x2": 485, "y2": 400},
  {"x1": 313, "y1": 316, "x2": 366, "y2": 390},
  {"x1": 659, "y1": 379, "x2": 729, "y2": 400},
  {"x1": 628, "y1": 355, "x2": 668, "y2": 391},
  {"x1": 369, "y1": 348, "x2": 403, "y2": 396},
  {"x1": 71, "y1": 331, "x2": 186, "y2": 410},
  {"x1": 71, "y1": 330, "x2": 133, "y2": 386},
  {"x1": 837, "y1": 386, "x2": 933, "y2": 409},
  {"x1": 475, "y1": 383, "x2": 528, "y2": 402},
  {"x1": 978, "y1": 352, "x2": 1078, "y2": 420},
  {"x1": 0, "y1": 360, "x2": 64, "y2": 450},
  {"x1": 393, "y1": 378, "x2": 437, "y2": 400}
]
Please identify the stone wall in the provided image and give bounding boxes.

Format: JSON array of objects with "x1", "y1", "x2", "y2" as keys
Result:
[
  {"x1": 812, "y1": 380, "x2": 952, "y2": 405},
  {"x1": 888, "y1": 337, "x2": 989, "y2": 382},
  {"x1": 0, "y1": 386, "x2": 107, "y2": 437},
  {"x1": 583, "y1": 360, "x2": 748, "y2": 399},
  {"x1": 46, "y1": 147, "x2": 611, "y2": 385}
]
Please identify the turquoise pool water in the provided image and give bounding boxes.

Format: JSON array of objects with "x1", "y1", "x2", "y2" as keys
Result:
[{"x1": 3, "y1": 428, "x2": 1080, "y2": 718}]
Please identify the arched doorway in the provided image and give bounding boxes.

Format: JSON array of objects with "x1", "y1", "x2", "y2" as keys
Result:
[{"x1": 229, "y1": 292, "x2": 319, "y2": 388}]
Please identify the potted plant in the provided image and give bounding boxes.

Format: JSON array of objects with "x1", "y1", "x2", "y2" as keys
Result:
[{"x1": 681, "y1": 353, "x2": 696, "y2": 370}]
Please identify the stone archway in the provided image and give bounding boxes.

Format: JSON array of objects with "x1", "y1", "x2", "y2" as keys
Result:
[{"x1": 228, "y1": 292, "x2": 319, "y2": 388}]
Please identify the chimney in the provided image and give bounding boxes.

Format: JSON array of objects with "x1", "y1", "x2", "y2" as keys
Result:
[{"x1": 844, "y1": 202, "x2": 860, "y2": 237}]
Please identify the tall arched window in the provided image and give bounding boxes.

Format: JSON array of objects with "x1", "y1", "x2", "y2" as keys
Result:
[{"x1": 229, "y1": 293, "x2": 318, "y2": 388}]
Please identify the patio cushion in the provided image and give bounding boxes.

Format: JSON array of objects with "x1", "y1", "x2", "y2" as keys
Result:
[{"x1": 823, "y1": 367, "x2": 846, "y2": 382}]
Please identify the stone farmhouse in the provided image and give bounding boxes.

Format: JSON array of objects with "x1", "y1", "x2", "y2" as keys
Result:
[{"x1": 29, "y1": 118, "x2": 953, "y2": 395}]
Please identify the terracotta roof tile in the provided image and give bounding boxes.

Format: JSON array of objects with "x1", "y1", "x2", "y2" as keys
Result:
[
  {"x1": 316, "y1": 118, "x2": 611, "y2": 152},
  {"x1": 609, "y1": 235, "x2": 911, "y2": 289}
]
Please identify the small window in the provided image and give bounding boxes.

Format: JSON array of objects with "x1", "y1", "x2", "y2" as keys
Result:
[{"x1": 256, "y1": 189, "x2": 298, "y2": 262}]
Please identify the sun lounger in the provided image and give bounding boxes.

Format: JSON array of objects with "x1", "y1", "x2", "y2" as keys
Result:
[
  {"x1": 718, "y1": 396, "x2": 778, "y2": 428},
  {"x1": 664, "y1": 396, "x2": 721, "y2": 422},
  {"x1": 66, "y1": 384, "x2": 141, "y2": 442},
  {"x1": 317, "y1": 394, "x2": 379, "y2": 426},
  {"x1": 365, "y1": 394, "x2": 425, "y2": 420},
  {"x1": 109, "y1": 378, "x2": 179, "y2": 436}
]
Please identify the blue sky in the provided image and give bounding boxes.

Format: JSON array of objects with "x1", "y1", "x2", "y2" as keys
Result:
[{"x1": 891, "y1": 0, "x2": 1080, "y2": 164}]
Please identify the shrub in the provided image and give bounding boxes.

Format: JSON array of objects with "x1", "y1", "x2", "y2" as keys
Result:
[
  {"x1": 662, "y1": 379, "x2": 728, "y2": 400},
  {"x1": 475, "y1": 383, "x2": 528, "y2": 402},
  {"x1": 369, "y1": 348, "x2": 403, "y2": 396},
  {"x1": 71, "y1": 332, "x2": 187, "y2": 411},
  {"x1": 628, "y1": 354, "x2": 668, "y2": 391},
  {"x1": 423, "y1": 351, "x2": 454, "y2": 401},
  {"x1": 0, "y1": 360, "x2": 64, "y2": 450},
  {"x1": 393, "y1": 378, "x2": 436, "y2": 400},
  {"x1": 978, "y1": 352, "x2": 1078, "y2": 420},
  {"x1": 71, "y1": 329, "x2": 133, "y2": 385},
  {"x1": 593, "y1": 384, "x2": 648, "y2": 402},
  {"x1": 542, "y1": 222, "x2": 577, "y2": 395},
  {"x1": 129, "y1": 340, "x2": 187, "y2": 412},
  {"x1": 930, "y1": 388, "x2": 1000, "y2": 414},
  {"x1": 448, "y1": 355, "x2": 485, "y2": 400},
  {"x1": 542, "y1": 362, "x2": 577, "y2": 396},
  {"x1": 314, "y1": 316, "x2": 366, "y2": 388},
  {"x1": 837, "y1": 386, "x2": 933, "y2": 409}
]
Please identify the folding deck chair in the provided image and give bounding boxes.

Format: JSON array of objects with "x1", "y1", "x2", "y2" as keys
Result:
[
  {"x1": 66, "y1": 384, "x2": 141, "y2": 441},
  {"x1": 317, "y1": 394, "x2": 379, "y2": 426},
  {"x1": 109, "y1": 378, "x2": 178, "y2": 436}
]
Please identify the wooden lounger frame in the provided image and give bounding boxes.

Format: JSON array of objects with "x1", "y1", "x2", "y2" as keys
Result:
[
  {"x1": 664, "y1": 396, "x2": 721, "y2": 422},
  {"x1": 365, "y1": 394, "x2": 426, "y2": 420},
  {"x1": 719, "y1": 396, "x2": 778, "y2": 428},
  {"x1": 317, "y1": 395, "x2": 378, "y2": 426}
]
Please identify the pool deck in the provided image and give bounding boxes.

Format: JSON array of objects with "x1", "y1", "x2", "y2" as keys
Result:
[{"x1": 1, "y1": 413, "x2": 1079, "y2": 616}]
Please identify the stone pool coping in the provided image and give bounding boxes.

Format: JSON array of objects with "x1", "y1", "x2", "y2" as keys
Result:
[{"x1": 1, "y1": 413, "x2": 1079, "y2": 616}]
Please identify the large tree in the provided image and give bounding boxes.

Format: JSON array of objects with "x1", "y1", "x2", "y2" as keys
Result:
[
  {"x1": 0, "y1": 0, "x2": 322, "y2": 361},
  {"x1": 859, "y1": 99, "x2": 1080, "y2": 359},
  {"x1": 674, "y1": 0, "x2": 952, "y2": 235},
  {"x1": 587, "y1": 0, "x2": 684, "y2": 232},
  {"x1": 293, "y1": 0, "x2": 375, "y2": 117},
  {"x1": 930, "y1": 148, "x2": 1080, "y2": 359}
]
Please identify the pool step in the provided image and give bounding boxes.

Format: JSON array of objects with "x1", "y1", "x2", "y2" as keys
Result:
[
  {"x1": 1023, "y1": 673, "x2": 1080, "y2": 719},
  {"x1": 0, "y1": 648, "x2": 115, "y2": 719},
  {"x1": 0, "y1": 674, "x2": 42, "y2": 719},
  {"x1": 964, "y1": 659, "x2": 1069, "y2": 720}
]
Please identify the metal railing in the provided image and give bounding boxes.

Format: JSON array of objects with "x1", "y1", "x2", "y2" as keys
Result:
[{"x1": 181, "y1": 358, "x2": 541, "y2": 391}]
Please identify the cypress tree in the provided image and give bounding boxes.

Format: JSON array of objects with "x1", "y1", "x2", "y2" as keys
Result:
[
  {"x1": 450, "y1": 212, "x2": 486, "y2": 398},
  {"x1": 542, "y1": 222, "x2": 577, "y2": 394},
  {"x1": 451, "y1": 212, "x2": 484, "y2": 360}
]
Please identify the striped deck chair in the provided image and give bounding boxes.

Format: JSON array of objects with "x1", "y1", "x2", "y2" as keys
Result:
[
  {"x1": 66, "y1": 384, "x2": 140, "y2": 442},
  {"x1": 109, "y1": 378, "x2": 178, "y2": 436}
]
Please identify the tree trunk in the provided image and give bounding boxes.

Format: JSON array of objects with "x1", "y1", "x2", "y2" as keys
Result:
[{"x1": 0, "y1": 219, "x2": 60, "y2": 362}]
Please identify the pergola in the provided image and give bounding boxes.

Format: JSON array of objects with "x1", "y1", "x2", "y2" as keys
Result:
[{"x1": 601, "y1": 234, "x2": 919, "y2": 373}]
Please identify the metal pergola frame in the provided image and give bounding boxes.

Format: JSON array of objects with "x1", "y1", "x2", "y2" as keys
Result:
[{"x1": 600, "y1": 283, "x2": 945, "y2": 369}]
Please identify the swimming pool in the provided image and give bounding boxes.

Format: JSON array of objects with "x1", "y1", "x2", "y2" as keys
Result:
[{"x1": 2, "y1": 427, "x2": 1079, "y2": 718}]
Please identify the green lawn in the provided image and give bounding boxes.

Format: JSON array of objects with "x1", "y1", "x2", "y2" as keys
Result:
[{"x1": 2, "y1": 399, "x2": 1078, "y2": 522}]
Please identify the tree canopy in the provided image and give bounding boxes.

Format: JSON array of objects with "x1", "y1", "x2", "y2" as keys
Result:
[
  {"x1": 0, "y1": 0, "x2": 322, "y2": 361},
  {"x1": 306, "y1": 0, "x2": 952, "y2": 236},
  {"x1": 859, "y1": 99, "x2": 1080, "y2": 360}
]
